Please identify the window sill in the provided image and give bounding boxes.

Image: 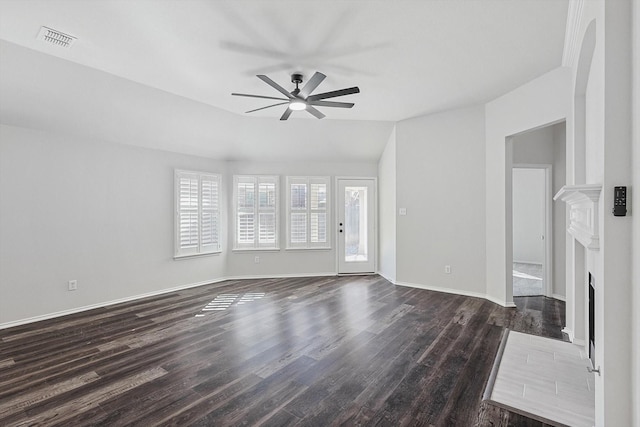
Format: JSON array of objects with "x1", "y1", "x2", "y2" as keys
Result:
[
  {"x1": 174, "y1": 251, "x2": 221, "y2": 260},
  {"x1": 232, "y1": 248, "x2": 281, "y2": 253},
  {"x1": 285, "y1": 247, "x2": 332, "y2": 251}
]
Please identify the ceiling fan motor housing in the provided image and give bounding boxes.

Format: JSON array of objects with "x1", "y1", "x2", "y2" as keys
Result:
[{"x1": 291, "y1": 73, "x2": 304, "y2": 85}]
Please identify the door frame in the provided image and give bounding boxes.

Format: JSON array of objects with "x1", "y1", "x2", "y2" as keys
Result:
[
  {"x1": 512, "y1": 163, "x2": 553, "y2": 298},
  {"x1": 335, "y1": 177, "x2": 377, "y2": 275}
]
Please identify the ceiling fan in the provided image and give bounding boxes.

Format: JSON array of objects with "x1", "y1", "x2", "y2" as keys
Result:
[{"x1": 232, "y1": 72, "x2": 359, "y2": 120}]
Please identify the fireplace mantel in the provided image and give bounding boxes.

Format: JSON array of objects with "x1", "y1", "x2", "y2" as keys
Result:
[{"x1": 554, "y1": 184, "x2": 602, "y2": 250}]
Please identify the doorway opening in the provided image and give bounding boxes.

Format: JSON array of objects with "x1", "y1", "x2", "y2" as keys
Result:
[
  {"x1": 337, "y1": 178, "x2": 376, "y2": 274},
  {"x1": 512, "y1": 166, "x2": 548, "y2": 296},
  {"x1": 506, "y1": 121, "x2": 566, "y2": 303}
]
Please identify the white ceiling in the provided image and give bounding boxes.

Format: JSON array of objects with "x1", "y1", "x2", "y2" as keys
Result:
[{"x1": 0, "y1": 0, "x2": 569, "y2": 161}]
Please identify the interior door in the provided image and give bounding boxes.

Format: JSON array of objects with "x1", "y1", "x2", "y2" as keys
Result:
[{"x1": 337, "y1": 178, "x2": 375, "y2": 274}]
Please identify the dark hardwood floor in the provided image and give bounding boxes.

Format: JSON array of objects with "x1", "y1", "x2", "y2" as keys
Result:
[{"x1": 0, "y1": 275, "x2": 566, "y2": 426}]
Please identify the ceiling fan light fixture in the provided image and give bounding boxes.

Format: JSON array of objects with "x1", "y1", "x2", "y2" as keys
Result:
[
  {"x1": 232, "y1": 72, "x2": 359, "y2": 120},
  {"x1": 289, "y1": 101, "x2": 306, "y2": 111}
]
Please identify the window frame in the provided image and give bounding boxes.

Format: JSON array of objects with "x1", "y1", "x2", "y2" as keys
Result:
[
  {"x1": 174, "y1": 170, "x2": 222, "y2": 259},
  {"x1": 285, "y1": 176, "x2": 331, "y2": 250},
  {"x1": 233, "y1": 175, "x2": 280, "y2": 251}
]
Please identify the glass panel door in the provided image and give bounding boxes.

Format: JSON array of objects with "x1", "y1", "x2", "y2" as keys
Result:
[{"x1": 338, "y1": 179, "x2": 375, "y2": 273}]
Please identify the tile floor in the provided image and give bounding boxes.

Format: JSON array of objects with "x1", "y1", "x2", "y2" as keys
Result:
[
  {"x1": 513, "y1": 262, "x2": 544, "y2": 297},
  {"x1": 488, "y1": 330, "x2": 595, "y2": 427}
]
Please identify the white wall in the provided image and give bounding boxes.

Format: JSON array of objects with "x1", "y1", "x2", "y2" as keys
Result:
[
  {"x1": 598, "y1": 1, "x2": 633, "y2": 425},
  {"x1": 567, "y1": 1, "x2": 634, "y2": 424},
  {"x1": 485, "y1": 66, "x2": 571, "y2": 306},
  {"x1": 512, "y1": 168, "x2": 545, "y2": 264},
  {"x1": 512, "y1": 122, "x2": 567, "y2": 298},
  {"x1": 552, "y1": 123, "x2": 567, "y2": 299},
  {"x1": 0, "y1": 124, "x2": 227, "y2": 325},
  {"x1": 378, "y1": 126, "x2": 397, "y2": 282},
  {"x1": 0, "y1": 124, "x2": 378, "y2": 327},
  {"x1": 223, "y1": 160, "x2": 378, "y2": 278},
  {"x1": 395, "y1": 105, "x2": 487, "y2": 298},
  {"x1": 632, "y1": 2, "x2": 640, "y2": 425}
]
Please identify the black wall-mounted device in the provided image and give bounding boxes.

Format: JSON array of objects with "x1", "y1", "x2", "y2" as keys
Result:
[{"x1": 613, "y1": 186, "x2": 627, "y2": 216}]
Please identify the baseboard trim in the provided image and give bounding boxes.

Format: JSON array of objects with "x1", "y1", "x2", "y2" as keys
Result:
[
  {"x1": 552, "y1": 293, "x2": 566, "y2": 302},
  {"x1": 0, "y1": 278, "x2": 230, "y2": 330},
  {"x1": 376, "y1": 271, "x2": 396, "y2": 284},
  {"x1": 0, "y1": 272, "x2": 342, "y2": 330},
  {"x1": 395, "y1": 281, "x2": 516, "y2": 308},
  {"x1": 224, "y1": 272, "x2": 337, "y2": 281},
  {"x1": 562, "y1": 327, "x2": 575, "y2": 342},
  {"x1": 513, "y1": 261, "x2": 543, "y2": 266},
  {"x1": 572, "y1": 338, "x2": 586, "y2": 347},
  {"x1": 1, "y1": 273, "x2": 519, "y2": 329},
  {"x1": 562, "y1": 327, "x2": 587, "y2": 346}
]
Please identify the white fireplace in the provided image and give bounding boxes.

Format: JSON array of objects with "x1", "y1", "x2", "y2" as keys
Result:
[{"x1": 553, "y1": 184, "x2": 602, "y2": 359}]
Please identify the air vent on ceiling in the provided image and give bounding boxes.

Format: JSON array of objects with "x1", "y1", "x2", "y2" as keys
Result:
[{"x1": 37, "y1": 26, "x2": 76, "y2": 48}]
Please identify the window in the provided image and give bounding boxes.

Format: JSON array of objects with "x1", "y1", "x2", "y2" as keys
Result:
[
  {"x1": 175, "y1": 170, "x2": 221, "y2": 257},
  {"x1": 286, "y1": 176, "x2": 330, "y2": 249},
  {"x1": 233, "y1": 175, "x2": 279, "y2": 250}
]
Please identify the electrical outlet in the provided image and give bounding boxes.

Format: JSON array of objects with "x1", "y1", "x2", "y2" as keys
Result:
[
  {"x1": 68, "y1": 280, "x2": 77, "y2": 291},
  {"x1": 445, "y1": 265, "x2": 451, "y2": 274},
  {"x1": 254, "y1": 256, "x2": 260, "y2": 264}
]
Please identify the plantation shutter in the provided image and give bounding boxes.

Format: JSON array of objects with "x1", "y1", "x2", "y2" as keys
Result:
[
  {"x1": 175, "y1": 171, "x2": 221, "y2": 257},
  {"x1": 309, "y1": 180, "x2": 328, "y2": 244},
  {"x1": 286, "y1": 177, "x2": 330, "y2": 249},
  {"x1": 200, "y1": 175, "x2": 219, "y2": 251},
  {"x1": 178, "y1": 172, "x2": 199, "y2": 254},
  {"x1": 234, "y1": 176, "x2": 279, "y2": 249}
]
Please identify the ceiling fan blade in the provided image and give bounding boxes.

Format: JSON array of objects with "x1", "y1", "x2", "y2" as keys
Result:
[
  {"x1": 307, "y1": 87, "x2": 360, "y2": 102},
  {"x1": 280, "y1": 108, "x2": 293, "y2": 121},
  {"x1": 245, "y1": 102, "x2": 289, "y2": 113},
  {"x1": 298, "y1": 72, "x2": 326, "y2": 98},
  {"x1": 257, "y1": 75, "x2": 294, "y2": 99},
  {"x1": 305, "y1": 106, "x2": 326, "y2": 119},
  {"x1": 308, "y1": 100, "x2": 354, "y2": 108},
  {"x1": 232, "y1": 93, "x2": 289, "y2": 101}
]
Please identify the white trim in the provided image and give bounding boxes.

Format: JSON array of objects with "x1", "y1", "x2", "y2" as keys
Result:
[
  {"x1": 562, "y1": 325, "x2": 586, "y2": 348},
  {"x1": 284, "y1": 247, "x2": 331, "y2": 252},
  {"x1": 395, "y1": 281, "x2": 516, "y2": 308},
  {"x1": 377, "y1": 271, "x2": 397, "y2": 285},
  {"x1": 0, "y1": 277, "x2": 229, "y2": 330},
  {"x1": 562, "y1": 0, "x2": 585, "y2": 67},
  {"x1": 231, "y1": 248, "x2": 281, "y2": 253},
  {"x1": 553, "y1": 184, "x2": 602, "y2": 250},
  {"x1": 173, "y1": 250, "x2": 221, "y2": 260},
  {"x1": 335, "y1": 177, "x2": 378, "y2": 274},
  {"x1": 1, "y1": 274, "x2": 524, "y2": 330},
  {"x1": 562, "y1": 327, "x2": 575, "y2": 342},
  {"x1": 552, "y1": 293, "x2": 567, "y2": 302},
  {"x1": 0, "y1": 272, "x2": 342, "y2": 330},
  {"x1": 219, "y1": 272, "x2": 337, "y2": 281},
  {"x1": 487, "y1": 294, "x2": 517, "y2": 308},
  {"x1": 513, "y1": 260, "x2": 543, "y2": 266},
  {"x1": 572, "y1": 338, "x2": 586, "y2": 347}
]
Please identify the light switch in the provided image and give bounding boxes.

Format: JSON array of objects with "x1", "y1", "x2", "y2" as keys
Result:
[{"x1": 399, "y1": 208, "x2": 407, "y2": 216}]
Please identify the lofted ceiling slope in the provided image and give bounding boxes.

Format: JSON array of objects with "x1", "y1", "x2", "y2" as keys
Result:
[{"x1": 0, "y1": 0, "x2": 569, "y2": 161}]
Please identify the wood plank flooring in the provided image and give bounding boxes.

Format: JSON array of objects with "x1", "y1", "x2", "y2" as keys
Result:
[{"x1": 0, "y1": 275, "x2": 566, "y2": 426}]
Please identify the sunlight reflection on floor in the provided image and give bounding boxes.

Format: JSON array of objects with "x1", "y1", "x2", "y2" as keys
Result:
[{"x1": 195, "y1": 292, "x2": 265, "y2": 317}]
